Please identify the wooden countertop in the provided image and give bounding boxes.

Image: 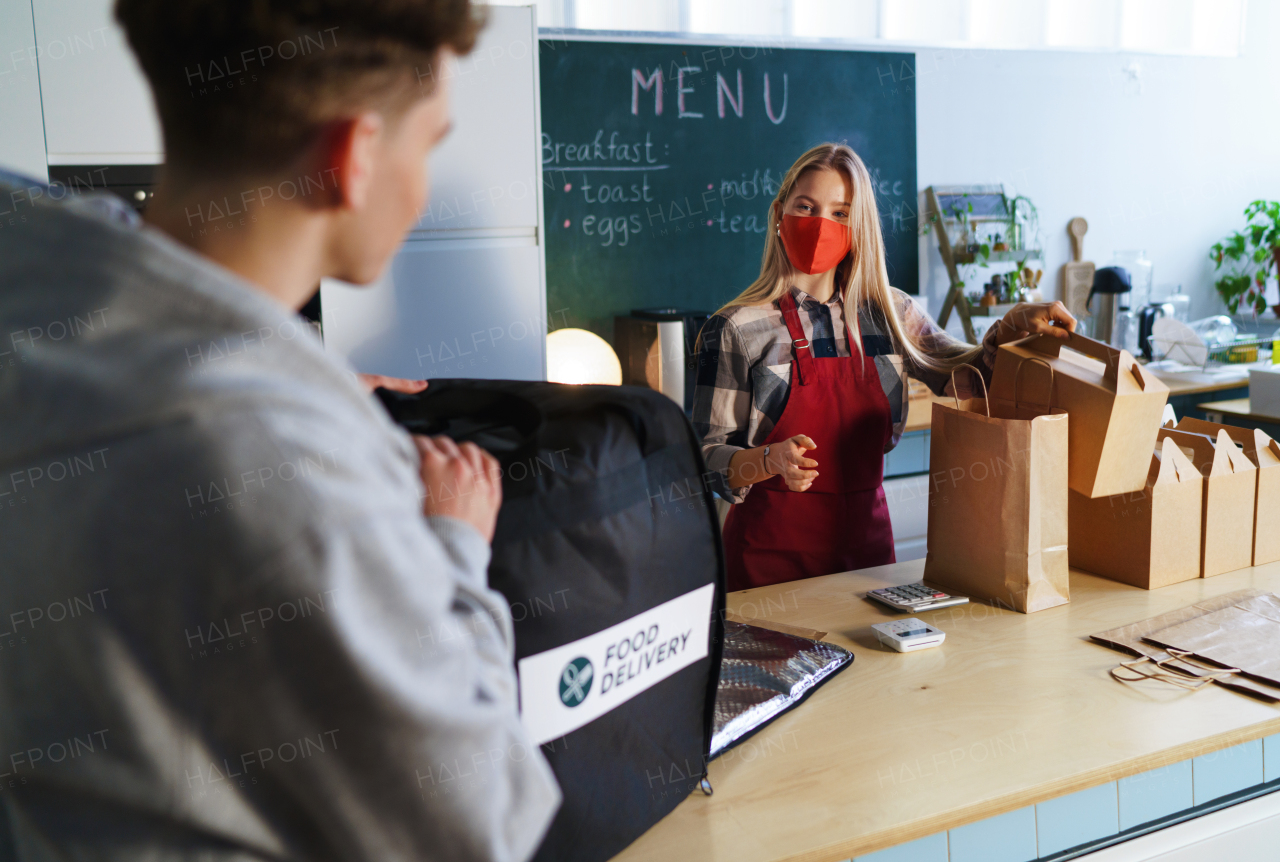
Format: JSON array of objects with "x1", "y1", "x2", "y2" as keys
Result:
[
  {"x1": 1149, "y1": 365, "x2": 1251, "y2": 396},
  {"x1": 904, "y1": 394, "x2": 941, "y2": 433},
  {"x1": 613, "y1": 560, "x2": 1280, "y2": 862},
  {"x1": 1199, "y1": 397, "x2": 1280, "y2": 423}
]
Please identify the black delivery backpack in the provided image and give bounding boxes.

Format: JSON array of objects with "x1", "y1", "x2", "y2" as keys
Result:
[{"x1": 378, "y1": 380, "x2": 726, "y2": 862}]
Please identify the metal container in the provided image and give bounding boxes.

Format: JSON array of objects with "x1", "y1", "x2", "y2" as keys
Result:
[{"x1": 614, "y1": 308, "x2": 710, "y2": 413}]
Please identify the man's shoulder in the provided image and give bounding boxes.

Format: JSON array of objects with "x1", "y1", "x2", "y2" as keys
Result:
[{"x1": 0, "y1": 181, "x2": 399, "y2": 505}]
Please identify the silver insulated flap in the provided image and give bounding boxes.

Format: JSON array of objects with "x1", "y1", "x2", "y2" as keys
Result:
[{"x1": 710, "y1": 621, "x2": 853, "y2": 759}]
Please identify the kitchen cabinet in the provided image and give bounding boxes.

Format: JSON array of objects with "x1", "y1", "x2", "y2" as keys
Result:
[
  {"x1": 0, "y1": 0, "x2": 49, "y2": 179},
  {"x1": 322, "y1": 5, "x2": 547, "y2": 381},
  {"x1": 410, "y1": 6, "x2": 541, "y2": 234},
  {"x1": 321, "y1": 239, "x2": 545, "y2": 381},
  {"x1": 30, "y1": 0, "x2": 163, "y2": 164}
]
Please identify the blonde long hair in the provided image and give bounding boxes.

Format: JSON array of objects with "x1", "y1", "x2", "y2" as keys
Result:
[{"x1": 718, "y1": 143, "x2": 980, "y2": 377}]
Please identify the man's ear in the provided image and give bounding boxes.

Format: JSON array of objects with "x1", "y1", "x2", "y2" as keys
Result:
[{"x1": 323, "y1": 112, "x2": 384, "y2": 210}]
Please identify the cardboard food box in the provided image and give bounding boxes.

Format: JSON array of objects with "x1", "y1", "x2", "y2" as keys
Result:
[
  {"x1": 1171, "y1": 417, "x2": 1280, "y2": 567},
  {"x1": 1156, "y1": 426, "x2": 1256, "y2": 578},
  {"x1": 990, "y1": 331, "x2": 1169, "y2": 499},
  {"x1": 1069, "y1": 437, "x2": 1203, "y2": 589}
]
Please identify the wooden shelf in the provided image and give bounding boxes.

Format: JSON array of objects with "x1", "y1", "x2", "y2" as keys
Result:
[
  {"x1": 969, "y1": 302, "x2": 1019, "y2": 317},
  {"x1": 952, "y1": 249, "x2": 1044, "y2": 265}
]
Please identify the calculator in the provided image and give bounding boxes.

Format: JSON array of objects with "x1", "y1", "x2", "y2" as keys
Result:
[
  {"x1": 865, "y1": 583, "x2": 969, "y2": 613},
  {"x1": 872, "y1": 618, "x2": 946, "y2": 652}
]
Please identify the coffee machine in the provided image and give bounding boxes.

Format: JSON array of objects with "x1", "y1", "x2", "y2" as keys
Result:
[
  {"x1": 614, "y1": 308, "x2": 710, "y2": 413},
  {"x1": 1087, "y1": 267, "x2": 1131, "y2": 346}
]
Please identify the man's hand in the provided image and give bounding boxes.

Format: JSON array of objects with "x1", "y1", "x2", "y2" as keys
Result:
[
  {"x1": 414, "y1": 435, "x2": 502, "y2": 542},
  {"x1": 766, "y1": 434, "x2": 819, "y2": 492},
  {"x1": 358, "y1": 374, "x2": 428, "y2": 394},
  {"x1": 997, "y1": 302, "x2": 1077, "y2": 344}
]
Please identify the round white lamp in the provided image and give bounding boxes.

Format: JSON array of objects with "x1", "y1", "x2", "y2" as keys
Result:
[{"x1": 546, "y1": 328, "x2": 622, "y2": 385}]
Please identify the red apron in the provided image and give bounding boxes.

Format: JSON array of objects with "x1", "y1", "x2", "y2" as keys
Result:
[{"x1": 722, "y1": 291, "x2": 896, "y2": 590}]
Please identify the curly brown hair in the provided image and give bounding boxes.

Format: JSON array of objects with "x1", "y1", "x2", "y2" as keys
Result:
[{"x1": 115, "y1": 0, "x2": 483, "y2": 178}]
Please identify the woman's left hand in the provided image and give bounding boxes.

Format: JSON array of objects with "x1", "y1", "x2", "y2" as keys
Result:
[{"x1": 996, "y1": 302, "x2": 1077, "y2": 344}]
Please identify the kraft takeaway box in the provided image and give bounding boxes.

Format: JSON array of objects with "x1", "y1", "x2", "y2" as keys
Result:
[
  {"x1": 1068, "y1": 437, "x2": 1203, "y2": 590},
  {"x1": 1170, "y1": 417, "x2": 1280, "y2": 568},
  {"x1": 1156, "y1": 426, "x2": 1256, "y2": 578},
  {"x1": 924, "y1": 369, "x2": 1070, "y2": 614},
  {"x1": 990, "y1": 331, "x2": 1169, "y2": 498}
]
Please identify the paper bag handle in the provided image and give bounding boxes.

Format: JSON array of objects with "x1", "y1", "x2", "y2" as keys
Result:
[
  {"x1": 1110, "y1": 652, "x2": 1240, "y2": 690},
  {"x1": 948, "y1": 363, "x2": 990, "y2": 417},
  {"x1": 1012, "y1": 356, "x2": 1055, "y2": 412},
  {"x1": 1018, "y1": 331, "x2": 1129, "y2": 386}
]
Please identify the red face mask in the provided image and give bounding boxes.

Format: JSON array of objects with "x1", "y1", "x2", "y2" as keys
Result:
[{"x1": 779, "y1": 213, "x2": 851, "y2": 275}]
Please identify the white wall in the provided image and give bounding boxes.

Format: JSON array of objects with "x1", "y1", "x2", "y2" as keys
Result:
[{"x1": 915, "y1": 0, "x2": 1280, "y2": 326}]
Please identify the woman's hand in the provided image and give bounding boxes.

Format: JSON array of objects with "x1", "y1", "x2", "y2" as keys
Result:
[
  {"x1": 767, "y1": 434, "x2": 819, "y2": 492},
  {"x1": 997, "y1": 302, "x2": 1077, "y2": 344}
]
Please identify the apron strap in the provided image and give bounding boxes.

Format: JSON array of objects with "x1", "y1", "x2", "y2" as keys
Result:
[{"x1": 778, "y1": 291, "x2": 815, "y2": 386}]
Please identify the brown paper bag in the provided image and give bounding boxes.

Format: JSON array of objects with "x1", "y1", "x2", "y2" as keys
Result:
[
  {"x1": 1091, "y1": 589, "x2": 1280, "y2": 701},
  {"x1": 1068, "y1": 436, "x2": 1202, "y2": 589},
  {"x1": 1156, "y1": 426, "x2": 1255, "y2": 578},
  {"x1": 990, "y1": 331, "x2": 1169, "y2": 498},
  {"x1": 1143, "y1": 594, "x2": 1280, "y2": 688},
  {"x1": 1173, "y1": 417, "x2": 1280, "y2": 567},
  {"x1": 923, "y1": 367, "x2": 1070, "y2": 614}
]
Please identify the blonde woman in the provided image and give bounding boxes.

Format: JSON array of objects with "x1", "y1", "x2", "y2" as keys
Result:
[{"x1": 694, "y1": 143, "x2": 1075, "y2": 591}]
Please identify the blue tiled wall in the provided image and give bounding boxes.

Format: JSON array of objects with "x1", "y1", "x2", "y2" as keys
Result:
[
  {"x1": 1036, "y1": 782, "x2": 1118, "y2": 856},
  {"x1": 948, "y1": 806, "x2": 1037, "y2": 862},
  {"x1": 884, "y1": 430, "x2": 930, "y2": 477},
  {"x1": 1193, "y1": 739, "x2": 1264, "y2": 804},
  {"x1": 853, "y1": 831, "x2": 948, "y2": 862},
  {"x1": 1118, "y1": 759, "x2": 1193, "y2": 831},
  {"x1": 841, "y1": 739, "x2": 1275, "y2": 862}
]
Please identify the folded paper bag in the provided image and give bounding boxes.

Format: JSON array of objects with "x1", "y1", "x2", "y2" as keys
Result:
[
  {"x1": 1143, "y1": 595, "x2": 1280, "y2": 689},
  {"x1": 923, "y1": 365, "x2": 1070, "y2": 614},
  {"x1": 1173, "y1": 417, "x2": 1280, "y2": 568},
  {"x1": 1091, "y1": 589, "x2": 1280, "y2": 701},
  {"x1": 1069, "y1": 436, "x2": 1202, "y2": 590},
  {"x1": 1156, "y1": 426, "x2": 1255, "y2": 578},
  {"x1": 990, "y1": 331, "x2": 1169, "y2": 498}
]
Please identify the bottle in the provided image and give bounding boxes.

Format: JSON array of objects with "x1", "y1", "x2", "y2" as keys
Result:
[{"x1": 1113, "y1": 308, "x2": 1140, "y2": 354}]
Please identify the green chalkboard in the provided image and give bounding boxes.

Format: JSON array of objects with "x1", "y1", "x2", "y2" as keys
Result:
[{"x1": 539, "y1": 39, "x2": 917, "y2": 340}]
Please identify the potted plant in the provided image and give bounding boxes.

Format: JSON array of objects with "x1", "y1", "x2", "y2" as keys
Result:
[
  {"x1": 1209, "y1": 200, "x2": 1280, "y2": 315},
  {"x1": 1004, "y1": 194, "x2": 1039, "y2": 252}
]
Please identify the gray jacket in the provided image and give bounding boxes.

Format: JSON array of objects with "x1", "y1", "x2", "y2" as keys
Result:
[{"x1": 0, "y1": 175, "x2": 560, "y2": 861}]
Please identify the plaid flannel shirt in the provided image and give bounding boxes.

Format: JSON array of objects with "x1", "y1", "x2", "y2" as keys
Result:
[{"x1": 693, "y1": 286, "x2": 998, "y2": 502}]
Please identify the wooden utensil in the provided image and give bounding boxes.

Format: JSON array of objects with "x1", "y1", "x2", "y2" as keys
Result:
[
  {"x1": 1068, "y1": 217, "x2": 1088, "y2": 262},
  {"x1": 1063, "y1": 217, "x2": 1094, "y2": 324}
]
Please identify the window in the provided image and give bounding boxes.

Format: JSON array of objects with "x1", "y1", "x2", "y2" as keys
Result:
[{"x1": 504, "y1": 0, "x2": 1245, "y2": 57}]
